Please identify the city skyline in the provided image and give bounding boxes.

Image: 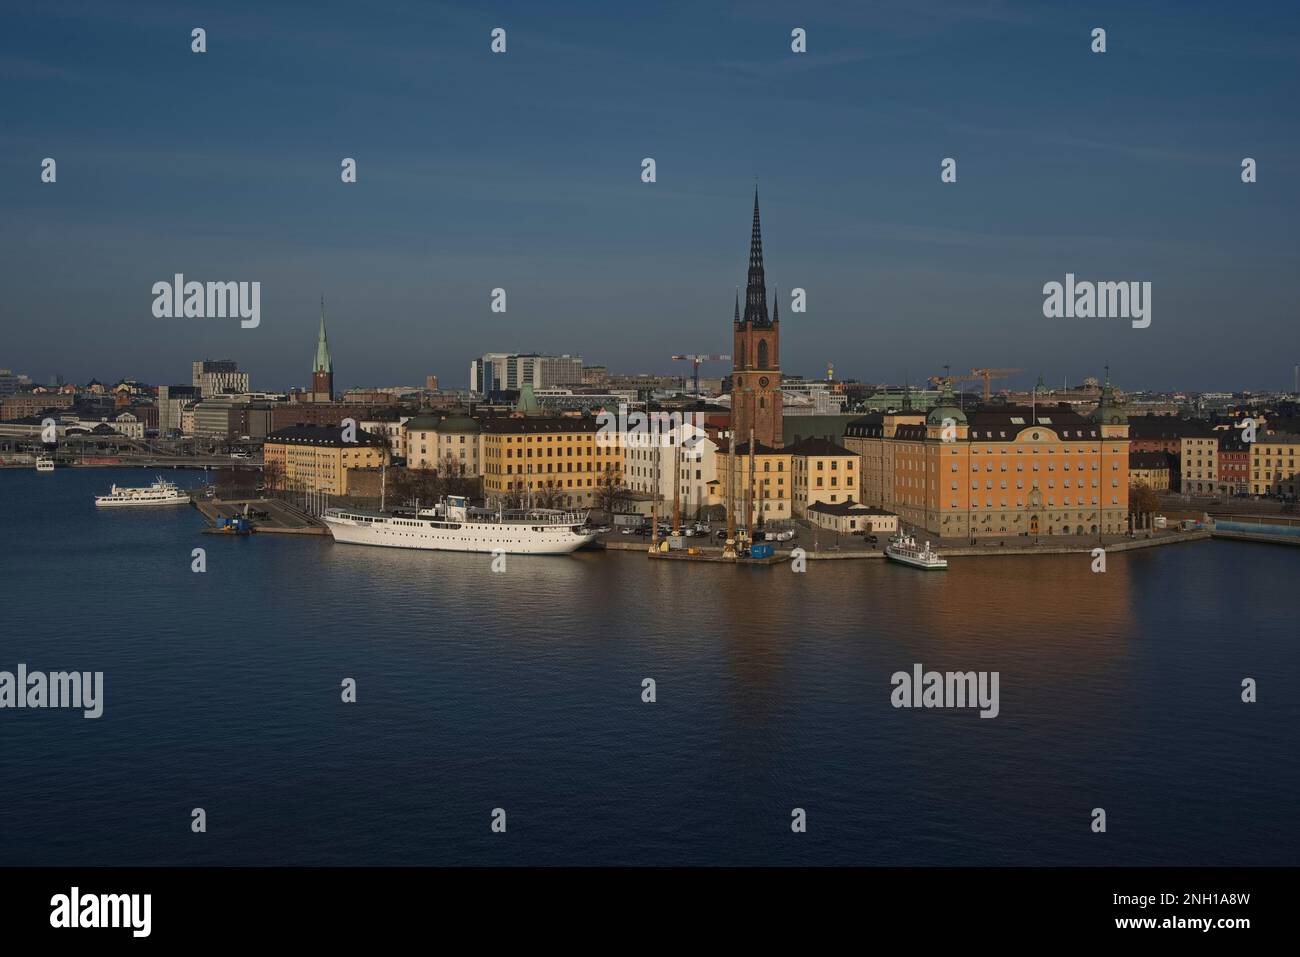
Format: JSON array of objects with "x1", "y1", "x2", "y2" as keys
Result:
[{"x1": 3, "y1": 1, "x2": 1298, "y2": 391}]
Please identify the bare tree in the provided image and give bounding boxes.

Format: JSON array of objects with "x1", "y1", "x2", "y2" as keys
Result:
[
  {"x1": 1129, "y1": 482, "x2": 1160, "y2": 518},
  {"x1": 436, "y1": 453, "x2": 479, "y2": 499},
  {"x1": 594, "y1": 464, "x2": 632, "y2": 516},
  {"x1": 533, "y1": 484, "x2": 567, "y2": 509},
  {"x1": 261, "y1": 458, "x2": 284, "y2": 492}
]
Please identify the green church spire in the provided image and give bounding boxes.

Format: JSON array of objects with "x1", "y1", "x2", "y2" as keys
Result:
[{"x1": 314, "y1": 296, "x2": 332, "y2": 374}]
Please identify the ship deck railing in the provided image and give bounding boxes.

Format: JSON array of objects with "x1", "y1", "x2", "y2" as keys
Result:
[{"x1": 326, "y1": 506, "x2": 589, "y2": 526}]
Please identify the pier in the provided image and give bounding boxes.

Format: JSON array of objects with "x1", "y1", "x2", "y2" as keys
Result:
[
  {"x1": 191, "y1": 496, "x2": 329, "y2": 536},
  {"x1": 596, "y1": 528, "x2": 1211, "y2": 560}
]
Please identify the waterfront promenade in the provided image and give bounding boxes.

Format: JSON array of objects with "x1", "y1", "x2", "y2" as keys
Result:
[{"x1": 599, "y1": 528, "x2": 1211, "y2": 559}]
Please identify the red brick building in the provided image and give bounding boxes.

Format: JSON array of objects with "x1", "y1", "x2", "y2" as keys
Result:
[
  {"x1": 1218, "y1": 436, "x2": 1250, "y2": 494},
  {"x1": 730, "y1": 190, "x2": 783, "y2": 449}
]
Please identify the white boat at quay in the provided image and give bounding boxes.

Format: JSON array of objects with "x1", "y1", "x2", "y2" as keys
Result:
[
  {"x1": 323, "y1": 495, "x2": 597, "y2": 555},
  {"x1": 885, "y1": 533, "x2": 948, "y2": 570},
  {"x1": 35, "y1": 456, "x2": 55, "y2": 473},
  {"x1": 94, "y1": 477, "x2": 190, "y2": 507}
]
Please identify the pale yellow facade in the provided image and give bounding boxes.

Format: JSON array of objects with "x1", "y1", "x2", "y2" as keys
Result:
[
  {"x1": 714, "y1": 446, "x2": 793, "y2": 522},
  {"x1": 791, "y1": 450, "x2": 859, "y2": 516},
  {"x1": 1250, "y1": 437, "x2": 1300, "y2": 496},
  {"x1": 481, "y1": 418, "x2": 622, "y2": 508},
  {"x1": 1181, "y1": 436, "x2": 1219, "y2": 494},
  {"x1": 264, "y1": 434, "x2": 385, "y2": 494}
]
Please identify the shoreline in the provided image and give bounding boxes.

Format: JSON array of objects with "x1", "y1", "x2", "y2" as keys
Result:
[{"x1": 601, "y1": 530, "x2": 1215, "y2": 560}]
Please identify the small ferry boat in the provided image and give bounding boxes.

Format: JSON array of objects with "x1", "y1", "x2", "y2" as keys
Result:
[
  {"x1": 323, "y1": 495, "x2": 597, "y2": 555},
  {"x1": 885, "y1": 533, "x2": 948, "y2": 570},
  {"x1": 35, "y1": 456, "x2": 55, "y2": 473},
  {"x1": 94, "y1": 477, "x2": 190, "y2": 507}
]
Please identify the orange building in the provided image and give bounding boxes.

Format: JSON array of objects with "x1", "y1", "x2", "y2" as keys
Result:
[{"x1": 858, "y1": 384, "x2": 1131, "y2": 539}]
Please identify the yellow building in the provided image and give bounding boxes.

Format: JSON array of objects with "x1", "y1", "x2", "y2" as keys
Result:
[
  {"x1": 714, "y1": 440, "x2": 793, "y2": 523},
  {"x1": 1250, "y1": 434, "x2": 1300, "y2": 497},
  {"x1": 856, "y1": 384, "x2": 1131, "y2": 539},
  {"x1": 264, "y1": 425, "x2": 386, "y2": 494},
  {"x1": 405, "y1": 411, "x2": 482, "y2": 475},
  {"x1": 480, "y1": 416, "x2": 622, "y2": 508},
  {"x1": 1181, "y1": 435, "x2": 1219, "y2": 495},
  {"x1": 788, "y1": 436, "x2": 859, "y2": 517},
  {"x1": 1128, "y1": 452, "x2": 1171, "y2": 491},
  {"x1": 806, "y1": 500, "x2": 898, "y2": 535}
]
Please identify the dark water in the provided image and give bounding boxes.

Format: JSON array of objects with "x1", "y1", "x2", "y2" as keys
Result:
[{"x1": 1, "y1": 467, "x2": 1296, "y2": 866}]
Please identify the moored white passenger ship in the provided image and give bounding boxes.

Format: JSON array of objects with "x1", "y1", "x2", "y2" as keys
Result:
[
  {"x1": 94, "y1": 477, "x2": 190, "y2": 507},
  {"x1": 322, "y1": 496, "x2": 597, "y2": 555}
]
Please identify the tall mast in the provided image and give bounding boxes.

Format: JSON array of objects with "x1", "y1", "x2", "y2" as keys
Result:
[
  {"x1": 724, "y1": 428, "x2": 736, "y2": 558},
  {"x1": 672, "y1": 427, "x2": 681, "y2": 535},
  {"x1": 746, "y1": 427, "x2": 755, "y2": 543}
]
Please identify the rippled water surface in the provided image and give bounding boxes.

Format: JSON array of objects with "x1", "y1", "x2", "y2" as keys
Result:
[{"x1": 1, "y1": 468, "x2": 1296, "y2": 865}]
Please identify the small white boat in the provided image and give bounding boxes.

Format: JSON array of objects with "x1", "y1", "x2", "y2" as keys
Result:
[
  {"x1": 95, "y1": 477, "x2": 190, "y2": 507},
  {"x1": 35, "y1": 456, "x2": 55, "y2": 473},
  {"x1": 885, "y1": 533, "x2": 948, "y2": 570}
]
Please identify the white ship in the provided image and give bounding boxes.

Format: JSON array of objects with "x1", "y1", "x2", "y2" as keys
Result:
[
  {"x1": 94, "y1": 477, "x2": 190, "y2": 507},
  {"x1": 323, "y1": 495, "x2": 597, "y2": 555},
  {"x1": 885, "y1": 533, "x2": 948, "y2": 570},
  {"x1": 35, "y1": 456, "x2": 55, "y2": 473}
]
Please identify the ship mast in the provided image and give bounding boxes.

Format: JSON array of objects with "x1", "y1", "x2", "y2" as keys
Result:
[
  {"x1": 672, "y1": 427, "x2": 681, "y2": 535},
  {"x1": 723, "y1": 428, "x2": 736, "y2": 559},
  {"x1": 745, "y1": 427, "x2": 755, "y2": 547}
]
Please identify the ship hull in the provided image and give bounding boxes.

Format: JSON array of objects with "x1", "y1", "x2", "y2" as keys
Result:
[
  {"x1": 323, "y1": 514, "x2": 596, "y2": 555},
  {"x1": 885, "y1": 548, "x2": 948, "y2": 570},
  {"x1": 94, "y1": 495, "x2": 190, "y2": 507}
]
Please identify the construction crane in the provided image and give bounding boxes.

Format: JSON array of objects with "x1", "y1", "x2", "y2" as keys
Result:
[
  {"x1": 928, "y1": 364, "x2": 983, "y2": 391},
  {"x1": 969, "y1": 368, "x2": 1024, "y2": 402},
  {"x1": 671, "y1": 354, "x2": 731, "y2": 395}
]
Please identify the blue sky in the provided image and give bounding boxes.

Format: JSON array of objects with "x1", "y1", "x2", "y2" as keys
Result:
[{"x1": 1, "y1": 0, "x2": 1297, "y2": 393}]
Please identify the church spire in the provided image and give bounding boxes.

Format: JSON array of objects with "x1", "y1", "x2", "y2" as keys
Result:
[
  {"x1": 772, "y1": 286, "x2": 780, "y2": 323},
  {"x1": 734, "y1": 287, "x2": 740, "y2": 323},
  {"x1": 314, "y1": 296, "x2": 332, "y2": 374},
  {"x1": 741, "y1": 188, "x2": 770, "y2": 326}
]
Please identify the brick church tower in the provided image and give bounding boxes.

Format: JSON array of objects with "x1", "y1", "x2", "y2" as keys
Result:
[{"x1": 731, "y1": 189, "x2": 782, "y2": 448}]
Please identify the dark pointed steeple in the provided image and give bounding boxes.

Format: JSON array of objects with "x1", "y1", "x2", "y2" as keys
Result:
[
  {"x1": 734, "y1": 287, "x2": 740, "y2": 323},
  {"x1": 742, "y1": 188, "x2": 770, "y2": 327},
  {"x1": 772, "y1": 286, "x2": 780, "y2": 324}
]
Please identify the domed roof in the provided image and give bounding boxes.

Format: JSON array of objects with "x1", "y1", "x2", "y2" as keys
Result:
[
  {"x1": 926, "y1": 385, "x2": 967, "y2": 426},
  {"x1": 1091, "y1": 381, "x2": 1128, "y2": 424}
]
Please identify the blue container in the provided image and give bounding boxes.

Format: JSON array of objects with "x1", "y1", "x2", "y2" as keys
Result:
[{"x1": 750, "y1": 543, "x2": 774, "y2": 559}]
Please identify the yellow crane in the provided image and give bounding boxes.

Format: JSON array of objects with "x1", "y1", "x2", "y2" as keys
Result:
[{"x1": 969, "y1": 368, "x2": 1024, "y2": 402}]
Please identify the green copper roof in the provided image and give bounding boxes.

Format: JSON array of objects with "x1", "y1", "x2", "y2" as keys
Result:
[
  {"x1": 313, "y1": 298, "x2": 332, "y2": 374},
  {"x1": 926, "y1": 384, "x2": 967, "y2": 426},
  {"x1": 515, "y1": 382, "x2": 540, "y2": 414},
  {"x1": 1091, "y1": 379, "x2": 1129, "y2": 424}
]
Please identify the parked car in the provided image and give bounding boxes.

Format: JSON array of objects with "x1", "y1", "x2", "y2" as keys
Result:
[{"x1": 866, "y1": 535, "x2": 879, "y2": 544}]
